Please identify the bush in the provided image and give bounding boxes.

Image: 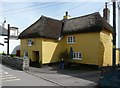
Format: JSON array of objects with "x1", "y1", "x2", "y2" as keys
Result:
[
  {"x1": 59, "y1": 49, "x2": 69, "y2": 61},
  {"x1": 2, "y1": 52, "x2": 6, "y2": 55},
  {"x1": 10, "y1": 54, "x2": 16, "y2": 57}
]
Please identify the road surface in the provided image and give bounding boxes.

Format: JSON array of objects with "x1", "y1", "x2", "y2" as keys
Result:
[{"x1": 0, "y1": 64, "x2": 58, "y2": 86}]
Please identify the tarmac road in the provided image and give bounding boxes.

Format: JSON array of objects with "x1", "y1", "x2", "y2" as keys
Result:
[{"x1": 1, "y1": 64, "x2": 59, "y2": 86}]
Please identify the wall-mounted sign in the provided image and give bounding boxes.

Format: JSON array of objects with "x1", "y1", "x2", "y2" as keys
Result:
[{"x1": 10, "y1": 27, "x2": 19, "y2": 39}]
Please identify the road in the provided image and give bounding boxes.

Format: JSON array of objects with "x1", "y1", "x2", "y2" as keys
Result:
[{"x1": 0, "y1": 64, "x2": 58, "y2": 86}]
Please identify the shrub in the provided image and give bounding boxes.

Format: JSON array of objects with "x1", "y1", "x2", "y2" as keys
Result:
[
  {"x1": 59, "y1": 49, "x2": 69, "y2": 61},
  {"x1": 10, "y1": 54, "x2": 16, "y2": 57}
]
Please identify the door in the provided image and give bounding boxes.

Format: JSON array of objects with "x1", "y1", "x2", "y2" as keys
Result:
[{"x1": 33, "y1": 51, "x2": 39, "y2": 63}]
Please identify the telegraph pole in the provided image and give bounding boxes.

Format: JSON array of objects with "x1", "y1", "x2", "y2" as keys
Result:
[
  {"x1": 112, "y1": 1, "x2": 116, "y2": 67},
  {"x1": 7, "y1": 24, "x2": 10, "y2": 55}
]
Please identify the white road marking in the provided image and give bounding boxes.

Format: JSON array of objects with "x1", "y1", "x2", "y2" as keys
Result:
[
  {"x1": 0, "y1": 75, "x2": 13, "y2": 78},
  {"x1": 2, "y1": 79, "x2": 21, "y2": 82},
  {"x1": 5, "y1": 72, "x2": 8, "y2": 74},
  {"x1": 1, "y1": 70, "x2": 21, "y2": 83},
  {"x1": 2, "y1": 76, "x2": 17, "y2": 80}
]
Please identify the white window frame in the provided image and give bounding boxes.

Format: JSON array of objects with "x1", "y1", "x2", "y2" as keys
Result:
[
  {"x1": 67, "y1": 36, "x2": 75, "y2": 44},
  {"x1": 73, "y1": 52, "x2": 82, "y2": 60},
  {"x1": 28, "y1": 39, "x2": 32, "y2": 46},
  {"x1": 24, "y1": 51, "x2": 28, "y2": 59}
]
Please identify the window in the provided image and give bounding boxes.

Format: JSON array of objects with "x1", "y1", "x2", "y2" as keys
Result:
[
  {"x1": 67, "y1": 36, "x2": 75, "y2": 44},
  {"x1": 28, "y1": 39, "x2": 32, "y2": 46},
  {"x1": 24, "y1": 51, "x2": 28, "y2": 58},
  {"x1": 73, "y1": 52, "x2": 82, "y2": 60}
]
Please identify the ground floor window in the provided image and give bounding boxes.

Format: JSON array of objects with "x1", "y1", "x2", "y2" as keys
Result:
[
  {"x1": 73, "y1": 52, "x2": 82, "y2": 60},
  {"x1": 24, "y1": 51, "x2": 28, "y2": 58}
]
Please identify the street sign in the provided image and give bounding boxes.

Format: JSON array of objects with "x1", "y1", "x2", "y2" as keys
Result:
[
  {"x1": 4, "y1": 38, "x2": 8, "y2": 43},
  {"x1": 10, "y1": 27, "x2": 18, "y2": 39}
]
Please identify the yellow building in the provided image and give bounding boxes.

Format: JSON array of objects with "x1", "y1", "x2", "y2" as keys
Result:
[{"x1": 19, "y1": 12, "x2": 119, "y2": 67}]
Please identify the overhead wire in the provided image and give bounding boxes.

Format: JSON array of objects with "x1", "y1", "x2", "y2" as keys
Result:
[
  {"x1": 0, "y1": 0, "x2": 61, "y2": 14},
  {"x1": 53, "y1": 2, "x2": 88, "y2": 17},
  {"x1": 95, "y1": 2, "x2": 112, "y2": 12},
  {"x1": 96, "y1": 5, "x2": 104, "y2": 12},
  {"x1": 0, "y1": 2, "x2": 66, "y2": 15},
  {"x1": 0, "y1": 2, "x2": 52, "y2": 13},
  {"x1": 0, "y1": 0, "x2": 60, "y2": 13}
]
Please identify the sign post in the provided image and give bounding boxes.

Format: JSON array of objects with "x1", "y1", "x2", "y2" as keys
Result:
[{"x1": 112, "y1": 1, "x2": 116, "y2": 67}]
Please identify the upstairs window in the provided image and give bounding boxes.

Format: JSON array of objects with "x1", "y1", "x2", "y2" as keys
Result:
[
  {"x1": 67, "y1": 36, "x2": 75, "y2": 44},
  {"x1": 28, "y1": 39, "x2": 32, "y2": 46},
  {"x1": 73, "y1": 52, "x2": 82, "y2": 60}
]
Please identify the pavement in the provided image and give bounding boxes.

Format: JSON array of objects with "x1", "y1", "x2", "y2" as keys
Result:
[{"x1": 25, "y1": 64, "x2": 101, "y2": 87}]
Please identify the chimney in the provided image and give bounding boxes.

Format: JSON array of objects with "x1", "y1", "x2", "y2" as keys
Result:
[
  {"x1": 103, "y1": 2, "x2": 110, "y2": 23},
  {"x1": 63, "y1": 11, "x2": 71, "y2": 20}
]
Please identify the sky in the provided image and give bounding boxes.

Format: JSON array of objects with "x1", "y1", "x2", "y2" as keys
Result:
[
  {"x1": 0, "y1": 0, "x2": 112, "y2": 32},
  {"x1": 0, "y1": 0, "x2": 120, "y2": 53}
]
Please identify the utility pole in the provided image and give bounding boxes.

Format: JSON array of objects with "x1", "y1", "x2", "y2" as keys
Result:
[
  {"x1": 112, "y1": 1, "x2": 116, "y2": 67},
  {"x1": 7, "y1": 24, "x2": 10, "y2": 55}
]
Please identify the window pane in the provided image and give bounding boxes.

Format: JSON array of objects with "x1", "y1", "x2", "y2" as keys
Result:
[
  {"x1": 73, "y1": 53, "x2": 75, "y2": 58},
  {"x1": 67, "y1": 36, "x2": 75, "y2": 43},
  {"x1": 68, "y1": 37, "x2": 71, "y2": 43},
  {"x1": 28, "y1": 39, "x2": 32, "y2": 46},
  {"x1": 79, "y1": 53, "x2": 81, "y2": 58},
  {"x1": 73, "y1": 36, "x2": 75, "y2": 42}
]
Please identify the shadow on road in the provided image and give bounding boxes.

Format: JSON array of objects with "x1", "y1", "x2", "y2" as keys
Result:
[{"x1": 29, "y1": 63, "x2": 101, "y2": 83}]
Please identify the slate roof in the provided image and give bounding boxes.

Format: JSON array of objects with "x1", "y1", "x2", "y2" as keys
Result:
[
  {"x1": 18, "y1": 12, "x2": 113, "y2": 39},
  {"x1": 0, "y1": 25, "x2": 8, "y2": 36},
  {"x1": 18, "y1": 16, "x2": 62, "y2": 39}
]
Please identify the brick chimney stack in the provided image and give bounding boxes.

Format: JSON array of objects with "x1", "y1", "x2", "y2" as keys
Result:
[{"x1": 103, "y1": 2, "x2": 110, "y2": 23}]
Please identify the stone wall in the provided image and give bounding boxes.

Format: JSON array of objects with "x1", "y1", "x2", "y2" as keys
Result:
[{"x1": 1, "y1": 55, "x2": 29, "y2": 70}]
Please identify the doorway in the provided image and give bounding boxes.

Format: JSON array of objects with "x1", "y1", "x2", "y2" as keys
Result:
[
  {"x1": 33, "y1": 51, "x2": 39, "y2": 63},
  {"x1": 30, "y1": 51, "x2": 41, "y2": 68}
]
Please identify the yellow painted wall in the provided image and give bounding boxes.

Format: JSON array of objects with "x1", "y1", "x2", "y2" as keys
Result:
[
  {"x1": 42, "y1": 38, "x2": 65, "y2": 64},
  {"x1": 100, "y1": 29, "x2": 113, "y2": 66},
  {"x1": 20, "y1": 38, "x2": 42, "y2": 63},
  {"x1": 20, "y1": 29, "x2": 114, "y2": 66},
  {"x1": 64, "y1": 32, "x2": 100, "y2": 65},
  {"x1": 20, "y1": 37, "x2": 66, "y2": 64}
]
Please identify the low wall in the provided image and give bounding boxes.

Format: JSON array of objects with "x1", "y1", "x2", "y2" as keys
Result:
[{"x1": 1, "y1": 55, "x2": 29, "y2": 70}]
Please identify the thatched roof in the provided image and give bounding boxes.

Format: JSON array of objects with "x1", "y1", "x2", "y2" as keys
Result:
[
  {"x1": 19, "y1": 12, "x2": 113, "y2": 39},
  {"x1": 18, "y1": 16, "x2": 62, "y2": 39},
  {"x1": 62, "y1": 12, "x2": 113, "y2": 35}
]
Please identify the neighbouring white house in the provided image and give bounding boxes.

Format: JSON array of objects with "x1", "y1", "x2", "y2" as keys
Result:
[{"x1": 0, "y1": 25, "x2": 20, "y2": 54}]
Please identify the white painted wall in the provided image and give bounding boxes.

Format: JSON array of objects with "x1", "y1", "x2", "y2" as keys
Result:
[
  {"x1": 0, "y1": 36, "x2": 7, "y2": 53},
  {"x1": 0, "y1": 36, "x2": 20, "y2": 54}
]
